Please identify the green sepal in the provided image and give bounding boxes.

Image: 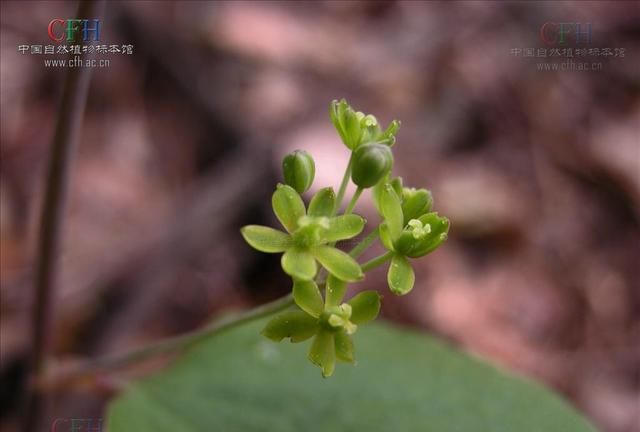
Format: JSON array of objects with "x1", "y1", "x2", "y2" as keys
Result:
[
  {"x1": 240, "y1": 225, "x2": 291, "y2": 253},
  {"x1": 282, "y1": 150, "x2": 315, "y2": 194},
  {"x1": 325, "y1": 214, "x2": 365, "y2": 242},
  {"x1": 329, "y1": 99, "x2": 362, "y2": 150},
  {"x1": 293, "y1": 280, "x2": 324, "y2": 318},
  {"x1": 378, "y1": 222, "x2": 396, "y2": 252},
  {"x1": 348, "y1": 290, "x2": 381, "y2": 324},
  {"x1": 281, "y1": 248, "x2": 317, "y2": 280},
  {"x1": 402, "y1": 188, "x2": 433, "y2": 224},
  {"x1": 334, "y1": 330, "x2": 355, "y2": 363},
  {"x1": 261, "y1": 311, "x2": 319, "y2": 343},
  {"x1": 387, "y1": 254, "x2": 415, "y2": 295},
  {"x1": 372, "y1": 176, "x2": 401, "y2": 214},
  {"x1": 308, "y1": 187, "x2": 336, "y2": 218},
  {"x1": 308, "y1": 330, "x2": 336, "y2": 377},
  {"x1": 325, "y1": 275, "x2": 347, "y2": 307},
  {"x1": 312, "y1": 245, "x2": 363, "y2": 282},
  {"x1": 380, "y1": 120, "x2": 401, "y2": 146},
  {"x1": 406, "y1": 213, "x2": 450, "y2": 258},
  {"x1": 379, "y1": 184, "x2": 404, "y2": 241},
  {"x1": 272, "y1": 184, "x2": 306, "y2": 233}
]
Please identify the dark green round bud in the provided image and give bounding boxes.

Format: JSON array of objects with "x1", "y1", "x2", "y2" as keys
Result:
[
  {"x1": 351, "y1": 143, "x2": 394, "y2": 189},
  {"x1": 282, "y1": 150, "x2": 315, "y2": 193}
]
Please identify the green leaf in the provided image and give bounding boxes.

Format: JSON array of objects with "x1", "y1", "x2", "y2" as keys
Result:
[
  {"x1": 240, "y1": 225, "x2": 291, "y2": 253},
  {"x1": 387, "y1": 254, "x2": 415, "y2": 295},
  {"x1": 281, "y1": 248, "x2": 317, "y2": 280},
  {"x1": 311, "y1": 245, "x2": 363, "y2": 282},
  {"x1": 261, "y1": 311, "x2": 318, "y2": 343},
  {"x1": 379, "y1": 184, "x2": 404, "y2": 241},
  {"x1": 348, "y1": 291, "x2": 381, "y2": 324},
  {"x1": 325, "y1": 215, "x2": 365, "y2": 242},
  {"x1": 293, "y1": 280, "x2": 323, "y2": 318},
  {"x1": 334, "y1": 330, "x2": 354, "y2": 363},
  {"x1": 272, "y1": 184, "x2": 306, "y2": 233},
  {"x1": 308, "y1": 187, "x2": 336, "y2": 218},
  {"x1": 308, "y1": 330, "x2": 336, "y2": 378},
  {"x1": 108, "y1": 320, "x2": 597, "y2": 432},
  {"x1": 325, "y1": 275, "x2": 347, "y2": 307}
]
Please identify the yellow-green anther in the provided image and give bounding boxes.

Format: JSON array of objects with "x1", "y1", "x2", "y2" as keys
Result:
[
  {"x1": 327, "y1": 303, "x2": 357, "y2": 334},
  {"x1": 328, "y1": 314, "x2": 346, "y2": 328},
  {"x1": 408, "y1": 219, "x2": 431, "y2": 240}
]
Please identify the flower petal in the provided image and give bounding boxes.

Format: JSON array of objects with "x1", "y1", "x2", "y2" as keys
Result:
[
  {"x1": 308, "y1": 330, "x2": 336, "y2": 377},
  {"x1": 325, "y1": 214, "x2": 365, "y2": 242},
  {"x1": 293, "y1": 280, "x2": 323, "y2": 318},
  {"x1": 325, "y1": 275, "x2": 347, "y2": 307},
  {"x1": 240, "y1": 225, "x2": 291, "y2": 253},
  {"x1": 272, "y1": 184, "x2": 305, "y2": 233},
  {"x1": 281, "y1": 248, "x2": 317, "y2": 280},
  {"x1": 261, "y1": 311, "x2": 318, "y2": 343},
  {"x1": 308, "y1": 187, "x2": 336, "y2": 218},
  {"x1": 334, "y1": 330, "x2": 354, "y2": 363},
  {"x1": 349, "y1": 290, "x2": 381, "y2": 324},
  {"x1": 312, "y1": 245, "x2": 363, "y2": 282},
  {"x1": 379, "y1": 184, "x2": 404, "y2": 241},
  {"x1": 387, "y1": 254, "x2": 415, "y2": 296}
]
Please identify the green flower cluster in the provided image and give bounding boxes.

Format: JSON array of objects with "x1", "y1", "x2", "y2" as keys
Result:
[{"x1": 241, "y1": 99, "x2": 449, "y2": 377}]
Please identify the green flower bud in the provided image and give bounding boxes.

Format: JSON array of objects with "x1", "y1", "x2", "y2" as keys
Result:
[
  {"x1": 402, "y1": 188, "x2": 433, "y2": 223},
  {"x1": 351, "y1": 143, "x2": 394, "y2": 188},
  {"x1": 282, "y1": 150, "x2": 315, "y2": 193}
]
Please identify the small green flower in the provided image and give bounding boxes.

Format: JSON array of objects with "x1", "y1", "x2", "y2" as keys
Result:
[
  {"x1": 262, "y1": 276, "x2": 381, "y2": 377},
  {"x1": 241, "y1": 185, "x2": 365, "y2": 282},
  {"x1": 329, "y1": 99, "x2": 400, "y2": 150},
  {"x1": 375, "y1": 184, "x2": 449, "y2": 295}
]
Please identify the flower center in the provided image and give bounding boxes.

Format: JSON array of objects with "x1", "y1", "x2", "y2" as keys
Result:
[
  {"x1": 407, "y1": 219, "x2": 431, "y2": 240},
  {"x1": 324, "y1": 304, "x2": 357, "y2": 335}
]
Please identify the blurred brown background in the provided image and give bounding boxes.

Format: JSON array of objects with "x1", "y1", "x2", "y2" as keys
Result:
[{"x1": 1, "y1": 1, "x2": 639, "y2": 431}]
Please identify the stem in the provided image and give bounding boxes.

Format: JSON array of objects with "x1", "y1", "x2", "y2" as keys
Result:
[
  {"x1": 344, "y1": 187, "x2": 363, "y2": 215},
  {"x1": 349, "y1": 227, "x2": 379, "y2": 258},
  {"x1": 23, "y1": 1, "x2": 104, "y2": 430},
  {"x1": 333, "y1": 153, "x2": 353, "y2": 216},
  {"x1": 51, "y1": 294, "x2": 295, "y2": 382},
  {"x1": 360, "y1": 251, "x2": 393, "y2": 273}
]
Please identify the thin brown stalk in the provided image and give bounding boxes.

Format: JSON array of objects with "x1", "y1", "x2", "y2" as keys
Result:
[{"x1": 22, "y1": 1, "x2": 105, "y2": 430}]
